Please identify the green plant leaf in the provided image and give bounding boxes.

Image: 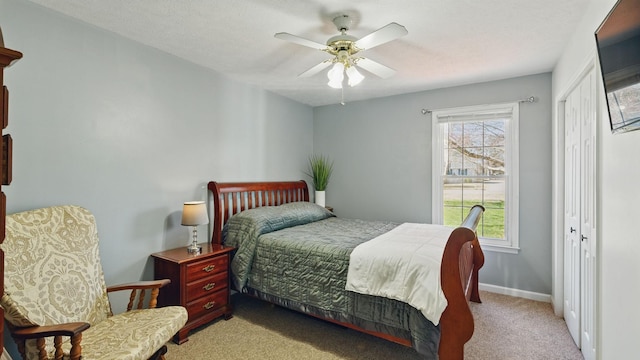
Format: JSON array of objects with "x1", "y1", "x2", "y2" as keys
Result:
[{"x1": 306, "y1": 154, "x2": 333, "y2": 191}]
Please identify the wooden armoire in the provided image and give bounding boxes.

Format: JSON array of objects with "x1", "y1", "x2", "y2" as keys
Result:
[{"x1": 0, "y1": 27, "x2": 23, "y2": 353}]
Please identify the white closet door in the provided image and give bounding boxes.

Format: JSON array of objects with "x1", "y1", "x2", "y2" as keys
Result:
[
  {"x1": 579, "y1": 70, "x2": 597, "y2": 360},
  {"x1": 563, "y1": 68, "x2": 597, "y2": 360},
  {"x1": 564, "y1": 83, "x2": 581, "y2": 345}
]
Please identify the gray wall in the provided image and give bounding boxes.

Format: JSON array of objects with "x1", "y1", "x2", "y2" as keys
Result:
[
  {"x1": 0, "y1": 0, "x2": 312, "y2": 337},
  {"x1": 314, "y1": 73, "x2": 553, "y2": 295}
]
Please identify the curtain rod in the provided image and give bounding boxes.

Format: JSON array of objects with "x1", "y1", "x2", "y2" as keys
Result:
[{"x1": 420, "y1": 96, "x2": 537, "y2": 115}]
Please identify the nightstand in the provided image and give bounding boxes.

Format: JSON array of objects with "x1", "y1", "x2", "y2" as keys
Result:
[{"x1": 151, "y1": 243, "x2": 234, "y2": 344}]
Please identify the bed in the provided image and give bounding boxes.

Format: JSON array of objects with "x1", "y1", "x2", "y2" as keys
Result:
[{"x1": 207, "y1": 180, "x2": 485, "y2": 360}]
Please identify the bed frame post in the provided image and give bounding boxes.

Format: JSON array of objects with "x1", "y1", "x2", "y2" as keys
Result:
[
  {"x1": 208, "y1": 181, "x2": 224, "y2": 245},
  {"x1": 470, "y1": 235, "x2": 485, "y2": 304}
]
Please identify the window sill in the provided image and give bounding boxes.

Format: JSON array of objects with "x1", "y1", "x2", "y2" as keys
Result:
[{"x1": 479, "y1": 243, "x2": 520, "y2": 254}]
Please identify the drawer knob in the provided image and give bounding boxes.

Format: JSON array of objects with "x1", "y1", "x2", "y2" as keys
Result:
[
  {"x1": 202, "y1": 264, "x2": 215, "y2": 272},
  {"x1": 203, "y1": 301, "x2": 216, "y2": 310},
  {"x1": 203, "y1": 282, "x2": 216, "y2": 291}
]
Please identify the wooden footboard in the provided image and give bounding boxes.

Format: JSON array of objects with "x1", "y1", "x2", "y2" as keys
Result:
[
  {"x1": 439, "y1": 205, "x2": 485, "y2": 360},
  {"x1": 208, "y1": 180, "x2": 484, "y2": 359}
]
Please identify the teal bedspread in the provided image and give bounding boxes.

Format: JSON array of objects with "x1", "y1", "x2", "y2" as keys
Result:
[{"x1": 223, "y1": 202, "x2": 441, "y2": 358}]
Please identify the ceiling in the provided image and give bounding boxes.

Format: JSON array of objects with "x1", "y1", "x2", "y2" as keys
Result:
[{"x1": 25, "y1": 0, "x2": 592, "y2": 107}]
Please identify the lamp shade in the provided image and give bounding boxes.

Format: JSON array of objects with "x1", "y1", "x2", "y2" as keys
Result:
[
  {"x1": 327, "y1": 62, "x2": 345, "y2": 89},
  {"x1": 346, "y1": 66, "x2": 364, "y2": 86},
  {"x1": 181, "y1": 201, "x2": 209, "y2": 226}
]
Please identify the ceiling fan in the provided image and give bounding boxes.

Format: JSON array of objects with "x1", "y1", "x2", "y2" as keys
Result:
[{"x1": 275, "y1": 15, "x2": 408, "y2": 89}]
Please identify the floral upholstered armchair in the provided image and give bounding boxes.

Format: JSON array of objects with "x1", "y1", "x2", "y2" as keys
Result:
[{"x1": 0, "y1": 205, "x2": 188, "y2": 360}]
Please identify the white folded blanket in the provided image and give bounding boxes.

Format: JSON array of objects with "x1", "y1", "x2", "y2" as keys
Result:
[{"x1": 345, "y1": 223, "x2": 454, "y2": 325}]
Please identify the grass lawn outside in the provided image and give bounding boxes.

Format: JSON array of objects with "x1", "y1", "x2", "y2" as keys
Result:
[
  {"x1": 442, "y1": 179, "x2": 505, "y2": 239},
  {"x1": 444, "y1": 200, "x2": 505, "y2": 239}
]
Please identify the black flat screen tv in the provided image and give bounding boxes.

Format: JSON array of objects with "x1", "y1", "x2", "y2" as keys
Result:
[{"x1": 595, "y1": 0, "x2": 640, "y2": 134}]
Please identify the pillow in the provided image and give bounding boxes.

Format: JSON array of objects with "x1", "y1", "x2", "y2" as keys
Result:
[
  {"x1": 256, "y1": 201, "x2": 334, "y2": 231},
  {"x1": 223, "y1": 201, "x2": 334, "y2": 242}
]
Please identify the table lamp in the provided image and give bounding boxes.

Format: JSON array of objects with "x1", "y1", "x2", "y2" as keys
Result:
[{"x1": 181, "y1": 201, "x2": 209, "y2": 254}]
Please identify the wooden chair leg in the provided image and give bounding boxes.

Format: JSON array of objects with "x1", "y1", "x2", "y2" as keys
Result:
[
  {"x1": 54, "y1": 336, "x2": 64, "y2": 360},
  {"x1": 149, "y1": 345, "x2": 167, "y2": 360},
  {"x1": 69, "y1": 333, "x2": 83, "y2": 360},
  {"x1": 36, "y1": 338, "x2": 47, "y2": 360}
]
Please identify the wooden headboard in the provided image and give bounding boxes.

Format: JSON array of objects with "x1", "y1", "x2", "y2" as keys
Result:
[{"x1": 207, "y1": 181, "x2": 310, "y2": 244}]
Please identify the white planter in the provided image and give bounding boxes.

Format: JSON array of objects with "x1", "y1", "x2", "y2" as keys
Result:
[{"x1": 315, "y1": 190, "x2": 326, "y2": 207}]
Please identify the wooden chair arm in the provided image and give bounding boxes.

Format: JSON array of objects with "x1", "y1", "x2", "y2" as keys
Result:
[
  {"x1": 11, "y1": 322, "x2": 90, "y2": 339},
  {"x1": 106, "y1": 279, "x2": 171, "y2": 293},
  {"x1": 11, "y1": 322, "x2": 89, "y2": 360},
  {"x1": 107, "y1": 279, "x2": 171, "y2": 311}
]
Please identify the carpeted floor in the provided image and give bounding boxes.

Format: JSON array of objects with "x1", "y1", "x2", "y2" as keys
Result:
[
  {"x1": 165, "y1": 291, "x2": 583, "y2": 359},
  {"x1": 465, "y1": 292, "x2": 583, "y2": 360}
]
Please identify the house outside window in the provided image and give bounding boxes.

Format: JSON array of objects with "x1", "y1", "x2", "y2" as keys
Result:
[{"x1": 431, "y1": 102, "x2": 519, "y2": 253}]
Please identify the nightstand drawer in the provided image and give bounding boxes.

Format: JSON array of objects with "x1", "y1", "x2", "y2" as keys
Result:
[
  {"x1": 185, "y1": 255, "x2": 227, "y2": 281},
  {"x1": 186, "y1": 289, "x2": 228, "y2": 321},
  {"x1": 185, "y1": 271, "x2": 228, "y2": 302}
]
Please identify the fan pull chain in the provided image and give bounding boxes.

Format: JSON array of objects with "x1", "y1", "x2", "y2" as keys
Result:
[{"x1": 341, "y1": 86, "x2": 345, "y2": 106}]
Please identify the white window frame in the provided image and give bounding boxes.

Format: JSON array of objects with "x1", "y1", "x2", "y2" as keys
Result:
[{"x1": 431, "y1": 102, "x2": 520, "y2": 254}]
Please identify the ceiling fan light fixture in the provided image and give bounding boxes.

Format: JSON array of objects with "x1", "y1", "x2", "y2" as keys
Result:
[
  {"x1": 327, "y1": 62, "x2": 345, "y2": 88},
  {"x1": 346, "y1": 66, "x2": 364, "y2": 87},
  {"x1": 276, "y1": 15, "x2": 407, "y2": 92}
]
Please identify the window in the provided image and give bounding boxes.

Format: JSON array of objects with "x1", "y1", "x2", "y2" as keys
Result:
[{"x1": 431, "y1": 103, "x2": 519, "y2": 253}]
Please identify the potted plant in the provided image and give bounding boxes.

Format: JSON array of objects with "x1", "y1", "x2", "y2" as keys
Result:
[{"x1": 307, "y1": 154, "x2": 333, "y2": 207}]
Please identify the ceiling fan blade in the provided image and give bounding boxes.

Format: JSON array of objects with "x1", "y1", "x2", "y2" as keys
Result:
[
  {"x1": 356, "y1": 58, "x2": 396, "y2": 79},
  {"x1": 274, "y1": 32, "x2": 327, "y2": 50},
  {"x1": 354, "y1": 23, "x2": 408, "y2": 50},
  {"x1": 298, "y1": 60, "x2": 332, "y2": 77}
]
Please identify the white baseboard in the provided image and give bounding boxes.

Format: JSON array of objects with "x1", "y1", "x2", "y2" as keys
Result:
[{"x1": 479, "y1": 283, "x2": 552, "y2": 303}]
